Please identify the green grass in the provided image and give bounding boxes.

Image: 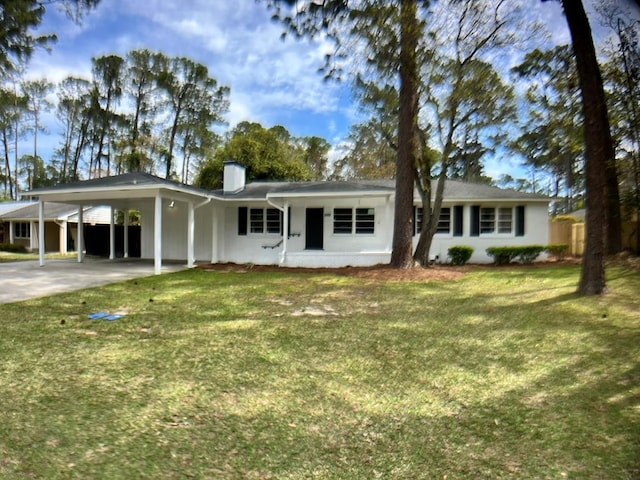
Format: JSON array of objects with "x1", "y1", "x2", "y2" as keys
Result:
[
  {"x1": 0, "y1": 264, "x2": 638, "y2": 479},
  {"x1": 0, "y1": 251, "x2": 76, "y2": 263}
]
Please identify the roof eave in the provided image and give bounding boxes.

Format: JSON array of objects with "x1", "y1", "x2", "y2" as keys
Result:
[{"x1": 267, "y1": 190, "x2": 394, "y2": 199}]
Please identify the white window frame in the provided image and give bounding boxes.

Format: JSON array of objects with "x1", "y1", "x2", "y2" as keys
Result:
[
  {"x1": 415, "y1": 207, "x2": 452, "y2": 235},
  {"x1": 248, "y1": 207, "x2": 281, "y2": 235},
  {"x1": 480, "y1": 206, "x2": 513, "y2": 235},
  {"x1": 14, "y1": 222, "x2": 31, "y2": 239},
  {"x1": 333, "y1": 207, "x2": 375, "y2": 235}
]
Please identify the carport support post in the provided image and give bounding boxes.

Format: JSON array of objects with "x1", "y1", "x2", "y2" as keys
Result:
[
  {"x1": 109, "y1": 206, "x2": 115, "y2": 260},
  {"x1": 154, "y1": 194, "x2": 162, "y2": 274},
  {"x1": 123, "y1": 210, "x2": 129, "y2": 258},
  {"x1": 77, "y1": 205, "x2": 83, "y2": 263},
  {"x1": 38, "y1": 200, "x2": 45, "y2": 266}
]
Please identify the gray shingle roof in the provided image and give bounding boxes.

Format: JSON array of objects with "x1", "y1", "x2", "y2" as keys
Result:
[
  {"x1": 212, "y1": 178, "x2": 549, "y2": 202},
  {"x1": 28, "y1": 172, "x2": 211, "y2": 196},
  {"x1": 0, "y1": 202, "x2": 27, "y2": 216},
  {"x1": 0, "y1": 202, "x2": 80, "y2": 220},
  {"x1": 439, "y1": 179, "x2": 549, "y2": 201},
  {"x1": 27, "y1": 173, "x2": 550, "y2": 204},
  {"x1": 212, "y1": 180, "x2": 395, "y2": 200}
]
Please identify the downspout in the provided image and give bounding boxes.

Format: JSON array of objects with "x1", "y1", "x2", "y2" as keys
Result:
[
  {"x1": 267, "y1": 196, "x2": 288, "y2": 266},
  {"x1": 195, "y1": 197, "x2": 211, "y2": 210}
]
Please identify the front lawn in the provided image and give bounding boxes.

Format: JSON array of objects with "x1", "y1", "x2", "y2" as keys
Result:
[
  {"x1": 0, "y1": 251, "x2": 76, "y2": 263},
  {"x1": 0, "y1": 264, "x2": 638, "y2": 479}
]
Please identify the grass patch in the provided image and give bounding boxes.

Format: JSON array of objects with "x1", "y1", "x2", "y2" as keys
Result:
[
  {"x1": 0, "y1": 265, "x2": 638, "y2": 479},
  {"x1": 0, "y1": 251, "x2": 76, "y2": 263}
]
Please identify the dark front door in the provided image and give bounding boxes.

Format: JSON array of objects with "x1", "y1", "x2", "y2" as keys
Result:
[{"x1": 305, "y1": 208, "x2": 324, "y2": 250}]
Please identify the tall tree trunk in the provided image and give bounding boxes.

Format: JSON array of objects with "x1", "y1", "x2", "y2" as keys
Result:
[
  {"x1": 13, "y1": 116, "x2": 19, "y2": 199},
  {"x1": 414, "y1": 168, "x2": 447, "y2": 265},
  {"x1": 390, "y1": 0, "x2": 420, "y2": 269},
  {"x1": 561, "y1": 0, "x2": 613, "y2": 294},
  {"x1": 2, "y1": 130, "x2": 13, "y2": 199}
]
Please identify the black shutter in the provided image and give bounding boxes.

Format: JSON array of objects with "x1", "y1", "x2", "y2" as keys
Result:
[
  {"x1": 470, "y1": 205, "x2": 480, "y2": 237},
  {"x1": 238, "y1": 207, "x2": 247, "y2": 236},
  {"x1": 515, "y1": 205, "x2": 525, "y2": 237},
  {"x1": 453, "y1": 205, "x2": 463, "y2": 237}
]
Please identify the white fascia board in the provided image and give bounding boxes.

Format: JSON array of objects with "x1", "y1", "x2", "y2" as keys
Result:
[
  {"x1": 267, "y1": 190, "x2": 393, "y2": 200},
  {"x1": 442, "y1": 198, "x2": 549, "y2": 204},
  {"x1": 34, "y1": 184, "x2": 210, "y2": 204},
  {"x1": 5, "y1": 216, "x2": 60, "y2": 222},
  {"x1": 414, "y1": 196, "x2": 550, "y2": 204}
]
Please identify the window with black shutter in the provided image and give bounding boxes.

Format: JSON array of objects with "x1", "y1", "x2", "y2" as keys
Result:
[
  {"x1": 453, "y1": 205, "x2": 463, "y2": 237},
  {"x1": 515, "y1": 205, "x2": 525, "y2": 237},
  {"x1": 470, "y1": 205, "x2": 480, "y2": 237},
  {"x1": 238, "y1": 207, "x2": 247, "y2": 236}
]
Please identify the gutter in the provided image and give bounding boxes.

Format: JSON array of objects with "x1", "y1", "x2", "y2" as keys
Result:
[{"x1": 194, "y1": 197, "x2": 212, "y2": 209}]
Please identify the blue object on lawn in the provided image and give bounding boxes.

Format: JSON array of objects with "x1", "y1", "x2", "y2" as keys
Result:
[{"x1": 88, "y1": 312, "x2": 125, "y2": 321}]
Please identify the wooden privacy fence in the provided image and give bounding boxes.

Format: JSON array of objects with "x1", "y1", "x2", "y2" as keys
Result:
[{"x1": 549, "y1": 219, "x2": 639, "y2": 256}]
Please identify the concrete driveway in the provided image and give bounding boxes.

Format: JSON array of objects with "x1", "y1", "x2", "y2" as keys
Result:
[{"x1": 0, "y1": 258, "x2": 186, "y2": 304}]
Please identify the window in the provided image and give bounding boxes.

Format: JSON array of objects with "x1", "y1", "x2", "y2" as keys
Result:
[
  {"x1": 415, "y1": 207, "x2": 452, "y2": 235},
  {"x1": 498, "y1": 207, "x2": 513, "y2": 233},
  {"x1": 473, "y1": 206, "x2": 514, "y2": 235},
  {"x1": 333, "y1": 208, "x2": 353, "y2": 234},
  {"x1": 240, "y1": 207, "x2": 281, "y2": 235},
  {"x1": 436, "y1": 207, "x2": 451, "y2": 234},
  {"x1": 250, "y1": 208, "x2": 264, "y2": 233},
  {"x1": 480, "y1": 207, "x2": 495, "y2": 234},
  {"x1": 14, "y1": 222, "x2": 30, "y2": 239},
  {"x1": 355, "y1": 208, "x2": 375, "y2": 234},
  {"x1": 333, "y1": 207, "x2": 375, "y2": 234},
  {"x1": 266, "y1": 209, "x2": 281, "y2": 234}
]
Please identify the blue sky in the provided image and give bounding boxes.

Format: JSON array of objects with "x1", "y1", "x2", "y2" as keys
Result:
[{"x1": 22, "y1": 0, "x2": 636, "y2": 182}]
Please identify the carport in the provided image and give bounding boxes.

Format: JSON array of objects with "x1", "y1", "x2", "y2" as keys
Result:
[{"x1": 29, "y1": 173, "x2": 213, "y2": 274}]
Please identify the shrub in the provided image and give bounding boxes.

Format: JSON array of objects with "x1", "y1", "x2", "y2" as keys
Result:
[
  {"x1": 0, "y1": 243, "x2": 28, "y2": 253},
  {"x1": 518, "y1": 245, "x2": 546, "y2": 264},
  {"x1": 486, "y1": 245, "x2": 545, "y2": 265},
  {"x1": 448, "y1": 245, "x2": 474, "y2": 265},
  {"x1": 552, "y1": 214, "x2": 581, "y2": 224},
  {"x1": 545, "y1": 243, "x2": 569, "y2": 260},
  {"x1": 486, "y1": 246, "x2": 519, "y2": 265}
]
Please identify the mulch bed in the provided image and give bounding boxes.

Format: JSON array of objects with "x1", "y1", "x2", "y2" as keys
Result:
[
  {"x1": 193, "y1": 257, "x2": 619, "y2": 282},
  {"x1": 197, "y1": 262, "x2": 470, "y2": 282}
]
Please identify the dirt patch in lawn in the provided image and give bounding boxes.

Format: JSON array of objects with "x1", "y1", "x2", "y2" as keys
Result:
[{"x1": 196, "y1": 262, "x2": 468, "y2": 282}]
